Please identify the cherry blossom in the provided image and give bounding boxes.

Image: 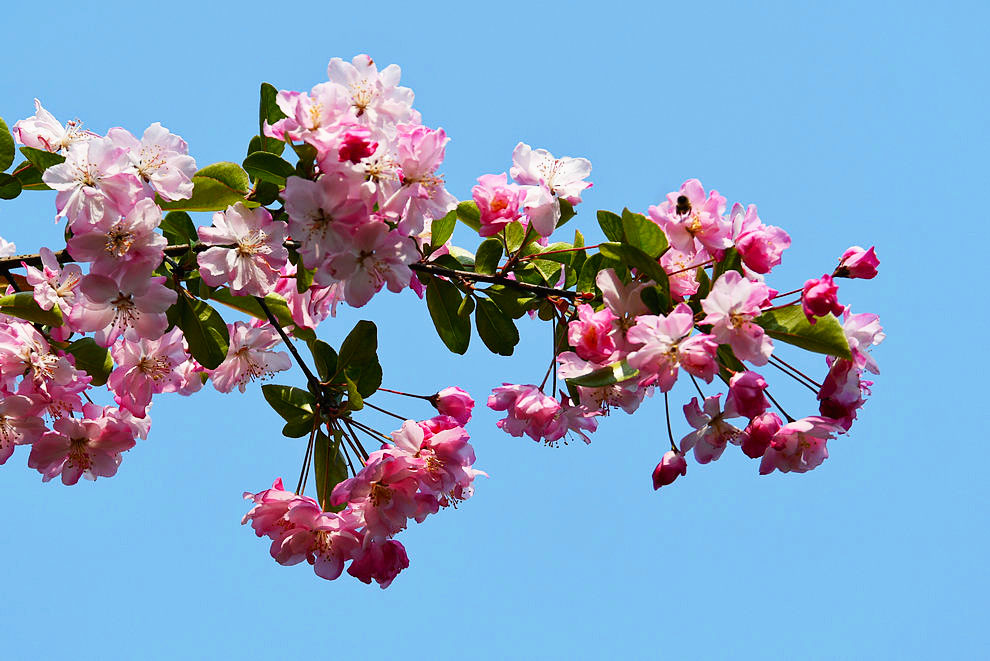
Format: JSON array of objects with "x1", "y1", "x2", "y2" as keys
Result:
[
  {"x1": 198, "y1": 203, "x2": 289, "y2": 297},
  {"x1": 210, "y1": 322, "x2": 291, "y2": 394},
  {"x1": 834, "y1": 245, "x2": 879, "y2": 279},
  {"x1": 700, "y1": 270, "x2": 773, "y2": 365},
  {"x1": 759, "y1": 416, "x2": 842, "y2": 475},
  {"x1": 680, "y1": 395, "x2": 742, "y2": 464},
  {"x1": 107, "y1": 123, "x2": 196, "y2": 201},
  {"x1": 12, "y1": 99, "x2": 95, "y2": 153}
]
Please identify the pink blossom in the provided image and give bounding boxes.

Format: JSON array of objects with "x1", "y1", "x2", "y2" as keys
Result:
[
  {"x1": 431, "y1": 386, "x2": 475, "y2": 426},
  {"x1": 384, "y1": 124, "x2": 457, "y2": 235},
  {"x1": 724, "y1": 370, "x2": 769, "y2": 419},
  {"x1": 197, "y1": 203, "x2": 289, "y2": 297},
  {"x1": 336, "y1": 124, "x2": 378, "y2": 163},
  {"x1": 0, "y1": 395, "x2": 47, "y2": 465},
  {"x1": 326, "y1": 55, "x2": 420, "y2": 131},
  {"x1": 389, "y1": 419, "x2": 483, "y2": 505},
  {"x1": 13, "y1": 99, "x2": 95, "y2": 153},
  {"x1": 648, "y1": 179, "x2": 731, "y2": 256},
  {"x1": 210, "y1": 322, "x2": 291, "y2": 394},
  {"x1": 834, "y1": 246, "x2": 879, "y2": 280},
  {"x1": 556, "y1": 351, "x2": 648, "y2": 414},
  {"x1": 510, "y1": 142, "x2": 592, "y2": 205},
  {"x1": 0, "y1": 322, "x2": 74, "y2": 390},
  {"x1": 107, "y1": 123, "x2": 196, "y2": 201},
  {"x1": 840, "y1": 307, "x2": 885, "y2": 374},
  {"x1": 348, "y1": 538, "x2": 410, "y2": 589},
  {"x1": 652, "y1": 451, "x2": 687, "y2": 490},
  {"x1": 596, "y1": 269, "x2": 649, "y2": 353},
  {"x1": 541, "y1": 399, "x2": 601, "y2": 445},
  {"x1": 680, "y1": 395, "x2": 742, "y2": 464},
  {"x1": 42, "y1": 137, "x2": 144, "y2": 227},
  {"x1": 661, "y1": 248, "x2": 705, "y2": 301},
  {"x1": 759, "y1": 416, "x2": 841, "y2": 475},
  {"x1": 71, "y1": 274, "x2": 176, "y2": 347},
  {"x1": 283, "y1": 175, "x2": 368, "y2": 270},
  {"x1": 23, "y1": 247, "x2": 83, "y2": 315},
  {"x1": 627, "y1": 303, "x2": 718, "y2": 391},
  {"x1": 487, "y1": 383, "x2": 560, "y2": 443},
  {"x1": 321, "y1": 221, "x2": 418, "y2": 307},
  {"x1": 700, "y1": 271, "x2": 773, "y2": 365},
  {"x1": 739, "y1": 412, "x2": 783, "y2": 459},
  {"x1": 730, "y1": 203, "x2": 791, "y2": 274},
  {"x1": 817, "y1": 359, "x2": 865, "y2": 431},
  {"x1": 801, "y1": 274, "x2": 844, "y2": 324},
  {"x1": 67, "y1": 197, "x2": 166, "y2": 281},
  {"x1": 278, "y1": 501, "x2": 363, "y2": 580},
  {"x1": 568, "y1": 304, "x2": 618, "y2": 363},
  {"x1": 27, "y1": 403, "x2": 137, "y2": 484},
  {"x1": 472, "y1": 173, "x2": 524, "y2": 237},
  {"x1": 242, "y1": 477, "x2": 315, "y2": 543},
  {"x1": 107, "y1": 328, "x2": 190, "y2": 417}
]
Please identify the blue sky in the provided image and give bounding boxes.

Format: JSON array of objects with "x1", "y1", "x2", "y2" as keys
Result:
[{"x1": 1, "y1": 1, "x2": 986, "y2": 659}]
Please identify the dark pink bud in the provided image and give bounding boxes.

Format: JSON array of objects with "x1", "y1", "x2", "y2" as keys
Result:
[
  {"x1": 348, "y1": 539, "x2": 409, "y2": 589},
  {"x1": 337, "y1": 126, "x2": 378, "y2": 164},
  {"x1": 834, "y1": 246, "x2": 879, "y2": 280},
  {"x1": 740, "y1": 412, "x2": 782, "y2": 458},
  {"x1": 652, "y1": 450, "x2": 687, "y2": 490},
  {"x1": 817, "y1": 359, "x2": 864, "y2": 431},
  {"x1": 431, "y1": 386, "x2": 475, "y2": 426},
  {"x1": 801, "y1": 274, "x2": 844, "y2": 324},
  {"x1": 725, "y1": 370, "x2": 769, "y2": 419}
]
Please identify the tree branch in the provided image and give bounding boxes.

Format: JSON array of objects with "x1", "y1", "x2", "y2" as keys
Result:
[{"x1": 410, "y1": 262, "x2": 577, "y2": 300}]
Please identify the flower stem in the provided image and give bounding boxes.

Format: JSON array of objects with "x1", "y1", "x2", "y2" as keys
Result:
[{"x1": 664, "y1": 391, "x2": 678, "y2": 453}]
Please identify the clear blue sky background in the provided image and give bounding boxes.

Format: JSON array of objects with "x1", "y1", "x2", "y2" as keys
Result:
[{"x1": 1, "y1": 1, "x2": 985, "y2": 659}]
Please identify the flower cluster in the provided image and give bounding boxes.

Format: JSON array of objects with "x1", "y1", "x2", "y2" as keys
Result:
[{"x1": 243, "y1": 409, "x2": 484, "y2": 588}]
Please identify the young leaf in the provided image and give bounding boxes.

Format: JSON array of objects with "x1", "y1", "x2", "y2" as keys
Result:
[
  {"x1": 596, "y1": 210, "x2": 625, "y2": 242},
  {"x1": 425, "y1": 276, "x2": 470, "y2": 354},
  {"x1": 174, "y1": 295, "x2": 230, "y2": 370},
  {"x1": 566, "y1": 360, "x2": 640, "y2": 388},
  {"x1": 158, "y1": 162, "x2": 250, "y2": 213},
  {"x1": 598, "y1": 242, "x2": 668, "y2": 284},
  {"x1": 621, "y1": 208, "x2": 668, "y2": 258},
  {"x1": 259, "y1": 82, "x2": 287, "y2": 152},
  {"x1": 557, "y1": 199, "x2": 576, "y2": 228},
  {"x1": 474, "y1": 298, "x2": 519, "y2": 356},
  {"x1": 429, "y1": 210, "x2": 457, "y2": 250},
  {"x1": 0, "y1": 291, "x2": 63, "y2": 326},
  {"x1": 712, "y1": 247, "x2": 744, "y2": 281},
  {"x1": 474, "y1": 238, "x2": 503, "y2": 275},
  {"x1": 755, "y1": 305, "x2": 852, "y2": 359},
  {"x1": 577, "y1": 253, "x2": 604, "y2": 293},
  {"x1": 455, "y1": 200, "x2": 481, "y2": 232},
  {"x1": 65, "y1": 337, "x2": 113, "y2": 386},
  {"x1": 344, "y1": 374, "x2": 364, "y2": 411}
]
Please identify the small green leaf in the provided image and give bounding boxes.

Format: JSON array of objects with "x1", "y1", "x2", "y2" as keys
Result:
[
  {"x1": 456, "y1": 200, "x2": 481, "y2": 232},
  {"x1": 11, "y1": 161, "x2": 47, "y2": 190},
  {"x1": 307, "y1": 339, "x2": 339, "y2": 382},
  {"x1": 173, "y1": 295, "x2": 230, "y2": 369},
  {"x1": 262, "y1": 384, "x2": 316, "y2": 422},
  {"x1": 282, "y1": 418, "x2": 314, "y2": 438},
  {"x1": 209, "y1": 288, "x2": 296, "y2": 329},
  {"x1": 566, "y1": 360, "x2": 640, "y2": 388},
  {"x1": 474, "y1": 238, "x2": 503, "y2": 275},
  {"x1": 0, "y1": 118, "x2": 14, "y2": 172},
  {"x1": 503, "y1": 221, "x2": 527, "y2": 253},
  {"x1": 0, "y1": 173, "x2": 21, "y2": 200},
  {"x1": 598, "y1": 242, "x2": 668, "y2": 284},
  {"x1": 577, "y1": 253, "x2": 604, "y2": 293},
  {"x1": 425, "y1": 276, "x2": 470, "y2": 354},
  {"x1": 314, "y1": 430, "x2": 347, "y2": 512},
  {"x1": 429, "y1": 210, "x2": 457, "y2": 250},
  {"x1": 712, "y1": 247, "x2": 744, "y2": 281},
  {"x1": 252, "y1": 180, "x2": 281, "y2": 207},
  {"x1": 352, "y1": 360, "x2": 382, "y2": 398},
  {"x1": 160, "y1": 211, "x2": 197, "y2": 246},
  {"x1": 19, "y1": 146, "x2": 64, "y2": 173},
  {"x1": 457, "y1": 295, "x2": 475, "y2": 318},
  {"x1": 65, "y1": 337, "x2": 113, "y2": 386},
  {"x1": 557, "y1": 199, "x2": 576, "y2": 227},
  {"x1": 243, "y1": 152, "x2": 295, "y2": 186},
  {"x1": 336, "y1": 320, "x2": 379, "y2": 375},
  {"x1": 755, "y1": 305, "x2": 852, "y2": 359},
  {"x1": 474, "y1": 298, "x2": 519, "y2": 356},
  {"x1": 621, "y1": 208, "x2": 668, "y2": 258},
  {"x1": 597, "y1": 210, "x2": 625, "y2": 242},
  {"x1": 344, "y1": 374, "x2": 364, "y2": 410},
  {"x1": 0, "y1": 291, "x2": 63, "y2": 326},
  {"x1": 158, "y1": 162, "x2": 250, "y2": 212},
  {"x1": 247, "y1": 135, "x2": 286, "y2": 157},
  {"x1": 483, "y1": 285, "x2": 532, "y2": 319},
  {"x1": 259, "y1": 82, "x2": 288, "y2": 153}
]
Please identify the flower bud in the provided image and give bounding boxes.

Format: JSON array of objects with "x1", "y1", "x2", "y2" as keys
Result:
[
  {"x1": 725, "y1": 370, "x2": 769, "y2": 419},
  {"x1": 432, "y1": 386, "x2": 474, "y2": 425},
  {"x1": 652, "y1": 450, "x2": 688, "y2": 490},
  {"x1": 739, "y1": 412, "x2": 783, "y2": 458},
  {"x1": 834, "y1": 245, "x2": 879, "y2": 280},
  {"x1": 801, "y1": 274, "x2": 844, "y2": 324}
]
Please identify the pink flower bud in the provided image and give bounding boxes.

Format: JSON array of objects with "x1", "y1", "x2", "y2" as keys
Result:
[
  {"x1": 724, "y1": 370, "x2": 769, "y2": 419},
  {"x1": 432, "y1": 386, "x2": 474, "y2": 425},
  {"x1": 472, "y1": 173, "x2": 524, "y2": 238},
  {"x1": 834, "y1": 245, "x2": 879, "y2": 280},
  {"x1": 568, "y1": 304, "x2": 617, "y2": 363},
  {"x1": 801, "y1": 274, "x2": 844, "y2": 324},
  {"x1": 652, "y1": 450, "x2": 687, "y2": 490},
  {"x1": 337, "y1": 125, "x2": 378, "y2": 163},
  {"x1": 739, "y1": 412, "x2": 782, "y2": 458}
]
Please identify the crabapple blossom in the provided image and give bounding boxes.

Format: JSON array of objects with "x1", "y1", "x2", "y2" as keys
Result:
[
  {"x1": 801, "y1": 274, "x2": 844, "y2": 323},
  {"x1": 431, "y1": 387, "x2": 475, "y2": 426},
  {"x1": 107, "y1": 328, "x2": 191, "y2": 417},
  {"x1": 510, "y1": 142, "x2": 592, "y2": 237},
  {"x1": 0, "y1": 395, "x2": 47, "y2": 464},
  {"x1": 348, "y1": 538, "x2": 410, "y2": 589},
  {"x1": 817, "y1": 359, "x2": 866, "y2": 431},
  {"x1": 556, "y1": 351, "x2": 649, "y2": 414},
  {"x1": 106, "y1": 123, "x2": 196, "y2": 201},
  {"x1": 321, "y1": 221, "x2": 418, "y2": 307},
  {"x1": 326, "y1": 54, "x2": 420, "y2": 132},
  {"x1": 730, "y1": 203, "x2": 791, "y2": 274},
  {"x1": 472, "y1": 173, "x2": 524, "y2": 237},
  {"x1": 627, "y1": 303, "x2": 718, "y2": 391},
  {"x1": 0, "y1": 321, "x2": 73, "y2": 389},
  {"x1": 568, "y1": 303, "x2": 618, "y2": 363},
  {"x1": 648, "y1": 179, "x2": 732, "y2": 256},
  {"x1": 652, "y1": 451, "x2": 687, "y2": 490},
  {"x1": 71, "y1": 273, "x2": 176, "y2": 347},
  {"x1": 13, "y1": 99, "x2": 95, "y2": 153},
  {"x1": 700, "y1": 270, "x2": 773, "y2": 365},
  {"x1": 834, "y1": 246, "x2": 879, "y2": 279},
  {"x1": 66, "y1": 197, "x2": 166, "y2": 281},
  {"x1": 197, "y1": 203, "x2": 289, "y2": 297},
  {"x1": 739, "y1": 412, "x2": 783, "y2": 459},
  {"x1": 27, "y1": 403, "x2": 137, "y2": 485},
  {"x1": 487, "y1": 383, "x2": 560, "y2": 442},
  {"x1": 724, "y1": 370, "x2": 770, "y2": 419},
  {"x1": 840, "y1": 307, "x2": 885, "y2": 374},
  {"x1": 680, "y1": 395, "x2": 742, "y2": 464},
  {"x1": 661, "y1": 247, "x2": 705, "y2": 301},
  {"x1": 279, "y1": 501, "x2": 363, "y2": 580},
  {"x1": 0, "y1": 237, "x2": 14, "y2": 256},
  {"x1": 283, "y1": 174, "x2": 368, "y2": 270},
  {"x1": 759, "y1": 416, "x2": 842, "y2": 475},
  {"x1": 23, "y1": 247, "x2": 83, "y2": 315},
  {"x1": 596, "y1": 269, "x2": 649, "y2": 352},
  {"x1": 210, "y1": 322, "x2": 291, "y2": 394}
]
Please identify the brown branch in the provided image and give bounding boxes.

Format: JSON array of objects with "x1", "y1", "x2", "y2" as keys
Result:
[{"x1": 410, "y1": 262, "x2": 577, "y2": 300}]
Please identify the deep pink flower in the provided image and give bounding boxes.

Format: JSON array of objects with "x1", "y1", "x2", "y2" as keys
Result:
[
  {"x1": 27, "y1": 403, "x2": 137, "y2": 484},
  {"x1": 348, "y1": 538, "x2": 410, "y2": 589},
  {"x1": 759, "y1": 416, "x2": 841, "y2": 475},
  {"x1": 487, "y1": 383, "x2": 560, "y2": 443},
  {"x1": 568, "y1": 304, "x2": 618, "y2": 364},
  {"x1": 817, "y1": 359, "x2": 866, "y2": 431},
  {"x1": 0, "y1": 395, "x2": 47, "y2": 465},
  {"x1": 730, "y1": 203, "x2": 791, "y2": 274},
  {"x1": 337, "y1": 124, "x2": 378, "y2": 163},
  {"x1": 680, "y1": 395, "x2": 742, "y2": 464},
  {"x1": 801, "y1": 274, "x2": 844, "y2": 324},
  {"x1": 661, "y1": 248, "x2": 705, "y2": 301},
  {"x1": 389, "y1": 418, "x2": 484, "y2": 505},
  {"x1": 648, "y1": 179, "x2": 731, "y2": 256},
  {"x1": 198, "y1": 203, "x2": 289, "y2": 297},
  {"x1": 724, "y1": 370, "x2": 769, "y2": 419},
  {"x1": 834, "y1": 246, "x2": 879, "y2": 280},
  {"x1": 431, "y1": 386, "x2": 475, "y2": 426},
  {"x1": 242, "y1": 477, "x2": 316, "y2": 543},
  {"x1": 279, "y1": 501, "x2": 363, "y2": 580},
  {"x1": 652, "y1": 451, "x2": 687, "y2": 490},
  {"x1": 472, "y1": 173, "x2": 524, "y2": 237},
  {"x1": 739, "y1": 412, "x2": 783, "y2": 459}
]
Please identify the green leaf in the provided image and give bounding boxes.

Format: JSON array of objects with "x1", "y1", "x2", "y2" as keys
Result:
[
  {"x1": 0, "y1": 117, "x2": 14, "y2": 172},
  {"x1": 457, "y1": 295, "x2": 475, "y2": 317},
  {"x1": 252, "y1": 180, "x2": 281, "y2": 206},
  {"x1": 557, "y1": 198, "x2": 576, "y2": 227},
  {"x1": 262, "y1": 384, "x2": 316, "y2": 422},
  {"x1": 598, "y1": 242, "x2": 668, "y2": 284},
  {"x1": 336, "y1": 320, "x2": 379, "y2": 375},
  {"x1": 455, "y1": 200, "x2": 481, "y2": 232},
  {"x1": 429, "y1": 210, "x2": 457, "y2": 250},
  {"x1": 577, "y1": 253, "x2": 604, "y2": 293},
  {"x1": 621, "y1": 208, "x2": 668, "y2": 258},
  {"x1": 482, "y1": 285, "x2": 532, "y2": 319},
  {"x1": 597, "y1": 210, "x2": 625, "y2": 242},
  {"x1": 295, "y1": 264, "x2": 314, "y2": 294},
  {"x1": 11, "y1": 161, "x2": 47, "y2": 190},
  {"x1": 243, "y1": 152, "x2": 295, "y2": 187},
  {"x1": 474, "y1": 298, "x2": 519, "y2": 356},
  {"x1": 352, "y1": 360, "x2": 382, "y2": 398},
  {"x1": 474, "y1": 238, "x2": 503, "y2": 275},
  {"x1": 344, "y1": 374, "x2": 364, "y2": 410},
  {"x1": 712, "y1": 247, "x2": 744, "y2": 281},
  {"x1": 307, "y1": 339, "x2": 338, "y2": 382},
  {"x1": 0, "y1": 291, "x2": 63, "y2": 326},
  {"x1": 566, "y1": 360, "x2": 640, "y2": 388},
  {"x1": 755, "y1": 305, "x2": 852, "y2": 359},
  {"x1": 173, "y1": 295, "x2": 230, "y2": 369},
  {"x1": 314, "y1": 430, "x2": 347, "y2": 512},
  {"x1": 425, "y1": 276, "x2": 470, "y2": 354},
  {"x1": 259, "y1": 82, "x2": 288, "y2": 153},
  {"x1": 0, "y1": 173, "x2": 21, "y2": 200},
  {"x1": 503, "y1": 221, "x2": 527, "y2": 253},
  {"x1": 158, "y1": 162, "x2": 250, "y2": 212},
  {"x1": 19, "y1": 146, "x2": 64, "y2": 173},
  {"x1": 640, "y1": 283, "x2": 673, "y2": 316},
  {"x1": 282, "y1": 418, "x2": 313, "y2": 438},
  {"x1": 160, "y1": 211, "x2": 197, "y2": 246},
  {"x1": 247, "y1": 135, "x2": 286, "y2": 157},
  {"x1": 209, "y1": 288, "x2": 296, "y2": 329},
  {"x1": 65, "y1": 338, "x2": 113, "y2": 386}
]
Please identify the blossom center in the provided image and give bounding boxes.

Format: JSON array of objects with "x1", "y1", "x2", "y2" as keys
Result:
[
  {"x1": 236, "y1": 230, "x2": 269, "y2": 257},
  {"x1": 138, "y1": 355, "x2": 173, "y2": 381},
  {"x1": 369, "y1": 482, "x2": 393, "y2": 507},
  {"x1": 105, "y1": 225, "x2": 136, "y2": 257}
]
